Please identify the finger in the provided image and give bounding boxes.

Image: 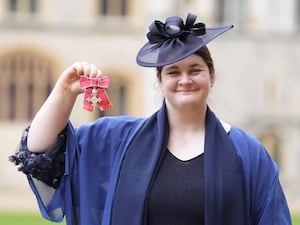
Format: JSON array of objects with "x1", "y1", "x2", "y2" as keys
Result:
[
  {"x1": 95, "y1": 68, "x2": 102, "y2": 77},
  {"x1": 72, "y1": 62, "x2": 84, "y2": 76},
  {"x1": 83, "y1": 63, "x2": 91, "y2": 76},
  {"x1": 89, "y1": 64, "x2": 98, "y2": 78}
]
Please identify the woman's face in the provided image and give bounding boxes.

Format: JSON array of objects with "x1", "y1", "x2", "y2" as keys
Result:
[{"x1": 158, "y1": 54, "x2": 215, "y2": 111}]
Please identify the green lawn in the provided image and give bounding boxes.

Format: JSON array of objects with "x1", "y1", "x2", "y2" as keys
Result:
[
  {"x1": 0, "y1": 212, "x2": 66, "y2": 225},
  {"x1": 293, "y1": 213, "x2": 300, "y2": 225},
  {"x1": 0, "y1": 211, "x2": 299, "y2": 224}
]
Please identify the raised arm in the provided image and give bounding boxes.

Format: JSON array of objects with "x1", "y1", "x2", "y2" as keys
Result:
[{"x1": 27, "y1": 62, "x2": 102, "y2": 152}]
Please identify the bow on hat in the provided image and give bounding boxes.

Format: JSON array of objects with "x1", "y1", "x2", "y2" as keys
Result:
[{"x1": 147, "y1": 13, "x2": 206, "y2": 46}]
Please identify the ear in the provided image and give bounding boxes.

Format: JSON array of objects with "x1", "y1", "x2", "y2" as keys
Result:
[
  {"x1": 210, "y1": 73, "x2": 216, "y2": 88},
  {"x1": 156, "y1": 74, "x2": 162, "y2": 88}
]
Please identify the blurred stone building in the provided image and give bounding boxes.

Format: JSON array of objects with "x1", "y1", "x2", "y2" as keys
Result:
[{"x1": 0, "y1": 0, "x2": 299, "y2": 211}]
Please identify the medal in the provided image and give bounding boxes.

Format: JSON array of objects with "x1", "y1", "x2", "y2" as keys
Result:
[{"x1": 79, "y1": 76, "x2": 112, "y2": 112}]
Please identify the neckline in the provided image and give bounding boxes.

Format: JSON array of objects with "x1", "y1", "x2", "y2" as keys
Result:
[{"x1": 166, "y1": 149, "x2": 204, "y2": 163}]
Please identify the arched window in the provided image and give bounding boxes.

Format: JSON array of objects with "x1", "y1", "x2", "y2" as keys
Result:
[
  {"x1": 215, "y1": 0, "x2": 247, "y2": 28},
  {"x1": 0, "y1": 51, "x2": 54, "y2": 121},
  {"x1": 97, "y1": 77, "x2": 127, "y2": 117},
  {"x1": 259, "y1": 132, "x2": 281, "y2": 166},
  {"x1": 7, "y1": 0, "x2": 37, "y2": 14},
  {"x1": 297, "y1": 0, "x2": 300, "y2": 27},
  {"x1": 99, "y1": 0, "x2": 127, "y2": 16}
]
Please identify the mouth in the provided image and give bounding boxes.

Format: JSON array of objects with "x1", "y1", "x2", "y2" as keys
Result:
[{"x1": 177, "y1": 89, "x2": 197, "y2": 93}]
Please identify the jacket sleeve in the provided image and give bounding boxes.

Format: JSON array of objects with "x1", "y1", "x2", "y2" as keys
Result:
[
  {"x1": 10, "y1": 115, "x2": 146, "y2": 224},
  {"x1": 9, "y1": 122, "x2": 74, "y2": 222},
  {"x1": 9, "y1": 126, "x2": 66, "y2": 189},
  {"x1": 256, "y1": 176, "x2": 292, "y2": 225},
  {"x1": 229, "y1": 127, "x2": 292, "y2": 225}
]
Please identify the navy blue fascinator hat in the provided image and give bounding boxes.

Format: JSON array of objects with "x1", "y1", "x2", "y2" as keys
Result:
[{"x1": 136, "y1": 13, "x2": 233, "y2": 67}]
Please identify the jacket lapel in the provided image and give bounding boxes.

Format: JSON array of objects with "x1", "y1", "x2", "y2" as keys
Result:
[
  {"x1": 204, "y1": 107, "x2": 247, "y2": 225},
  {"x1": 111, "y1": 103, "x2": 169, "y2": 225}
]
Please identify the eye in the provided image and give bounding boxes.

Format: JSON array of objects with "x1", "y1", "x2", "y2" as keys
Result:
[
  {"x1": 190, "y1": 69, "x2": 202, "y2": 75},
  {"x1": 167, "y1": 71, "x2": 180, "y2": 76}
]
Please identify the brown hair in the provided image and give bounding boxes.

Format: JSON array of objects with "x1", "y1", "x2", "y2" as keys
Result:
[{"x1": 156, "y1": 45, "x2": 215, "y2": 80}]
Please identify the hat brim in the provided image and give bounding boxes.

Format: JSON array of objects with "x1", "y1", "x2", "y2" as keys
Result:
[{"x1": 136, "y1": 25, "x2": 233, "y2": 67}]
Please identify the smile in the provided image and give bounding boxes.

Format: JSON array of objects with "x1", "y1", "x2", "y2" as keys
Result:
[{"x1": 177, "y1": 90, "x2": 197, "y2": 92}]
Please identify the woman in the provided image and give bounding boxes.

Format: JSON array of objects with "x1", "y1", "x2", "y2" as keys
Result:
[{"x1": 10, "y1": 13, "x2": 291, "y2": 225}]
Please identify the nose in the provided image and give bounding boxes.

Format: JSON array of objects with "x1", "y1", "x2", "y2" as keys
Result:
[{"x1": 178, "y1": 73, "x2": 192, "y2": 85}]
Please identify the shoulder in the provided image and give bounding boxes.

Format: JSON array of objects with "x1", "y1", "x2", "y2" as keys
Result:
[
  {"x1": 229, "y1": 126, "x2": 261, "y2": 146},
  {"x1": 219, "y1": 119, "x2": 264, "y2": 153},
  {"x1": 71, "y1": 116, "x2": 148, "y2": 153},
  {"x1": 213, "y1": 113, "x2": 270, "y2": 162},
  {"x1": 229, "y1": 126, "x2": 267, "y2": 157},
  {"x1": 94, "y1": 115, "x2": 145, "y2": 128},
  {"x1": 76, "y1": 115, "x2": 146, "y2": 137},
  {"x1": 229, "y1": 126, "x2": 265, "y2": 154},
  {"x1": 229, "y1": 126, "x2": 278, "y2": 173},
  {"x1": 218, "y1": 120, "x2": 268, "y2": 161}
]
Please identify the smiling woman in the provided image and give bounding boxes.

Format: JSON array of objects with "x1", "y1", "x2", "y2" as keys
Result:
[{"x1": 10, "y1": 12, "x2": 292, "y2": 225}]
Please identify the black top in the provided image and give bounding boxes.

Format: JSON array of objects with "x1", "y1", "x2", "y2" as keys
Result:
[{"x1": 147, "y1": 150, "x2": 204, "y2": 225}]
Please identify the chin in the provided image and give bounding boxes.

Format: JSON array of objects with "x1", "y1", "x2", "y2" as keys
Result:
[{"x1": 176, "y1": 99, "x2": 203, "y2": 109}]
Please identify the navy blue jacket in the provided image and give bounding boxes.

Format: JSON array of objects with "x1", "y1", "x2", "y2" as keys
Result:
[{"x1": 27, "y1": 104, "x2": 291, "y2": 225}]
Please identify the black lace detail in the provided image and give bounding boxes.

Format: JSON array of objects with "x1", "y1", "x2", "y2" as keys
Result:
[{"x1": 9, "y1": 127, "x2": 67, "y2": 189}]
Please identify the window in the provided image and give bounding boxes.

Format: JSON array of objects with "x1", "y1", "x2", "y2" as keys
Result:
[
  {"x1": 29, "y1": 0, "x2": 37, "y2": 13},
  {"x1": 215, "y1": 0, "x2": 247, "y2": 28},
  {"x1": 263, "y1": 78, "x2": 278, "y2": 109},
  {"x1": 259, "y1": 133, "x2": 281, "y2": 165},
  {"x1": 8, "y1": 0, "x2": 17, "y2": 13},
  {"x1": 297, "y1": 0, "x2": 300, "y2": 27},
  {"x1": 7, "y1": 0, "x2": 38, "y2": 15},
  {"x1": 97, "y1": 80, "x2": 127, "y2": 117},
  {"x1": 99, "y1": 0, "x2": 127, "y2": 16},
  {"x1": 0, "y1": 51, "x2": 53, "y2": 121},
  {"x1": 216, "y1": 0, "x2": 225, "y2": 24}
]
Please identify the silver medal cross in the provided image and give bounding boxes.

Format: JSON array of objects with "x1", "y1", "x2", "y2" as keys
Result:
[{"x1": 87, "y1": 87, "x2": 102, "y2": 107}]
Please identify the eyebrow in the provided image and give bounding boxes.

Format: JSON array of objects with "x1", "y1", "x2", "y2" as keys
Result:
[
  {"x1": 164, "y1": 63, "x2": 205, "y2": 71},
  {"x1": 190, "y1": 63, "x2": 206, "y2": 68}
]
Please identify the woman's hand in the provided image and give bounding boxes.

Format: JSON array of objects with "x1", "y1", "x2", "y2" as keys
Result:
[
  {"x1": 56, "y1": 62, "x2": 103, "y2": 96},
  {"x1": 28, "y1": 62, "x2": 103, "y2": 152}
]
